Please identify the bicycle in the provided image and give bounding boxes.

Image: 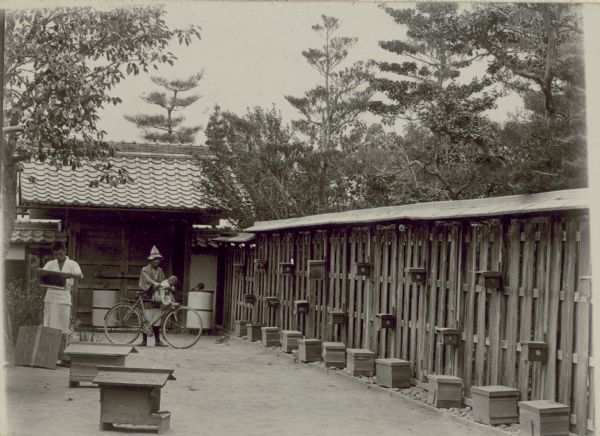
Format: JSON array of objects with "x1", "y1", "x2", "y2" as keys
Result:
[{"x1": 103, "y1": 289, "x2": 203, "y2": 349}]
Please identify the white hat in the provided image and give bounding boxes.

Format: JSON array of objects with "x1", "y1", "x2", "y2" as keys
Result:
[{"x1": 148, "y1": 245, "x2": 163, "y2": 260}]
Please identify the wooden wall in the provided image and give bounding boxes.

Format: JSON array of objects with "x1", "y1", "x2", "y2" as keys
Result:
[{"x1": 221, "y1": 212, "x2": 594, "y2": 436}]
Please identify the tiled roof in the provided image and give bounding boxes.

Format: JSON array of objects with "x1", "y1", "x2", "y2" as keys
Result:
[
  {"x1": 11, "y1": 219, "x2": 66, "y2": 244},
  {"x1": 20, "y1": 143, "x2": 215, "y2": 211},
  {"x1": 245, "y1": 188, "x2": 590, "y2": 232}
]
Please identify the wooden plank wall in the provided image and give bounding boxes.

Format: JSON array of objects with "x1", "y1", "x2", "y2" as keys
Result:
[{"x1": 220, "y1": 213, "x2": 593, "y2": 435}]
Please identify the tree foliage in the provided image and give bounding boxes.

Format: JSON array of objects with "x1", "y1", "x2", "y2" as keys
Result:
[
  {"x1": 125, "y1": 73, "x2": 204, "y2": 143},
  {"x1": 285, "y1": 15, "x2": 373, "y2": 149},
  {"x1": 471, "y1": 4, "x2": 586, "y2": 192},
  {"x1": 372, "y1": 4, "x2": 505, "y2": 199}
]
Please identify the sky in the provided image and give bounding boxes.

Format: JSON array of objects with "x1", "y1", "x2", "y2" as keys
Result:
[{"x1": 92, "y1": 1, "x2": 525, "y2": 145}]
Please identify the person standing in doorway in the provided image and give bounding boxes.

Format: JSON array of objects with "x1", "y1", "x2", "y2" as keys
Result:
[
  {"x1": 42, "y1": 241, "x2": 83, "y2": 362},
  {"x1": 138, "y1": 245, "x2": 167, "y2": 347}
]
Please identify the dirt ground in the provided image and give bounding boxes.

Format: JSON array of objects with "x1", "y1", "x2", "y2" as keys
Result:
[{"x1": 2, "y1": 333, "x2": 505, "y2": 436}]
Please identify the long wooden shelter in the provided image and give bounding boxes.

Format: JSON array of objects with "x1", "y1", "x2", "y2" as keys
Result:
[{"x1": 219, "y1": 188, "x2": 594, "y2": 436}]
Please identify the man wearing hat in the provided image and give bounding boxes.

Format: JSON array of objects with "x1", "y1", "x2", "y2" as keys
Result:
[{"x1": 138, "y1": 246, "x2": 167, "y2": 347}]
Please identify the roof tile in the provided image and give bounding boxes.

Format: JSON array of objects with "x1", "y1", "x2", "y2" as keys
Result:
[{"x1": 20, "y1": 153, "x2": 211, "y2": 211}]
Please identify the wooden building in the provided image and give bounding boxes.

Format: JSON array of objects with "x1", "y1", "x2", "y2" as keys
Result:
[
  {"x1": 220, "y1": 188, "x2": 594, "y2": 436},
  {"x1": 17, "y1": 142, "x2": 223, "y2": 326}
]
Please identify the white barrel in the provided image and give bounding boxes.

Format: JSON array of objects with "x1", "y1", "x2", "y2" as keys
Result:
[
  {"x1": 186, "y1": 290, "x2": 214, "y2": 330},
  {"x1": 92, "y1": 290, "x2": 120, "y2": 327}
]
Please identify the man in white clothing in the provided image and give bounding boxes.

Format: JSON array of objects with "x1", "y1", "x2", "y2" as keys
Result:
[{"x1": 42, "y1": 241, "x2": 83, "y2": 334}]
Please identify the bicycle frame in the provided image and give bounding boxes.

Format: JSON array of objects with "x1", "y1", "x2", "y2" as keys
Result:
[{"x1": 126, "y1": 294, "x2": 177, "y2": 328}]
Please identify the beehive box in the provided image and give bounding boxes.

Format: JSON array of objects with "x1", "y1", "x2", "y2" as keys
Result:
[
  {"x1": 518, "y1": 400, "x2": 570, "y2": 436},
  {"x1": 346, "y1": 349, "x2": 375, "y2": 377},
  {"x1": 299, "y1": 339, "x2": 322, "y2": 363},
  {"x1": 522, "y1": 341, "x2": 548, "y2": 362},
  {"x1": 427, "y1": 375, "x2": 463, "y2": 408},
  {"x1": 435, "y1": 327, "x2": 460, "y2": 346},
  {"x1": 281, "y1": 330, "x2": 303, "y2": 353},
  {"x1": 64, "y1": 342, "x2": 137, "y2": 388},
  {"x1": 234, "y1": 320, "x2": 248, "y2": 337},
  {"x1": 471, "y1": 385, "x2": 519, "y2": 425},
  {"x1": 322, "y1": 342, "x2": 346, "y2": 369},
  {"x1": 375, "y1": 358, "x2": 411, "y2": 388},
  {"x1": 94, "y1": 366, "x2": 175, "y2": 433},
  {"x1": 261, "y1": 327, "x2": 280, "y2": 347},
  {"x1": 246, "y1": 323, "x2": 264, "y2": 342}
]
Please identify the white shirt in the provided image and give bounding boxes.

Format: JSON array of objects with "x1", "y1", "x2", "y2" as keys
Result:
[{"x1": 42, "y1": 256, "x2": 83, "y2": 304}]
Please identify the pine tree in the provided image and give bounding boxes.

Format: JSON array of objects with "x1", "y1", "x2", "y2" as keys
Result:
[
  {"x1": 285, "y1": 15, "x2": 373, "y2": 149},
  {"x1": 125, "y1": 73, "x2": 204, "y2": 143}
]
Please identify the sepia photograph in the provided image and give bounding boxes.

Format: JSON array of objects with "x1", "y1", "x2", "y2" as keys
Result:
[{"x1": 0, "y1": 1, "x2": 598, "y2": 435}]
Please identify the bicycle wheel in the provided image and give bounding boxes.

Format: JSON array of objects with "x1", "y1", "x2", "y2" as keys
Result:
[
  {"x1": 104, "y1": 303, "x2": 142, "y2": 344},
  {"x1": 161, "y1": 306, "x2": 203, "y2": 349}
]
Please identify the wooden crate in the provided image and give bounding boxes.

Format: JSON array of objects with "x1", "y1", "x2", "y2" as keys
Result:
[
  {"x1": 64, "y1": 342, "x2": 137, "y2": 388},
  {"x1": 14, "y1": 325, "x2": 63, "y2": 370},
  {"x1": 281, "y1": 330, "x2": 302, "y2": 353},
  {"x1": 375, "y1": 358, "x2": 411, "y2": 388},
  {"x1": 327, "y1": 309, "x2": 346, "y2": 325},
  {"x1": 346, "y1": 348, "x2": 375, "y2": 377},
  {"x1": 435, "y1": 327, "x2": 460, "y2": 346},
  {"x1": 375, "y1": 313, "x2": 396, "y2": 330},
  {"x1": 234, "y1": 320, "x2": 248, "y2": 337},
  {"x1": 427, "y1": 375, "x2": 463, "y2": 408},
  {"x1": 265, "y1": 296, "x2": 279, "y2": 308},
  {"x1": 294, "y1": 300, "x2": 309, "y2": 315},
  {"x1": 93, "y1": 366, "x2": 175, "y2": 433},
  {"x1": 280, "y1": 262, "x2": 295, "y2": 274},
  {"x1": 307, "y1": 260, "x2": 326, "y2": 280},
  {"x1": 405, "y1": 267, "x2": 426, "y2": 285},
  {"x1": 476, "y1": 270, "x2": 501, "y2": 289},
  {"x1": 521, "y1": 341, "x2": 548, "y2": 362},
  {"x1": 261, "y1": 327, "x2": 280, "y2": 347},
  {"x1": 254, "y1": 259, "x2": 268, "y2": 270},
  {"x1": 471, "y1": 385, "x2": 519, "y2": 425},
  {"x1": 322, "y1": 342, "x2": 346, "y2": 369},
  {"x1": 355, "y1": 262, "x2": 371, "y2": 276},
  {"x1": 299, "y1": 339, "x2": 322, "y2": 363},
  {"x1": 518, "y1": 400, "x2": 570, "y2": 436},
  {"x1": 246, "y1": 323, "x2": 264, "y2": 342}
]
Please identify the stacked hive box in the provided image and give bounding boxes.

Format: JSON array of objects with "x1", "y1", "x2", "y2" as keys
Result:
[
  {"x1": 375, "y1": 358, "x2": 411, "y2": 388},
  {"x1": 346, "y1": 349, "x2": 375, "y2": 376},
  {"x1": 261, "y1": 327, "x2": 280, "y2": 347},
  {"x1": 246, "y1": 324, "x2": 264, "y2": 342},
  {"x1": 427, "y1": 375, "x2": 463, "y2": 408},
  {"x1": 471, "y1": 385, "x2": 519, "y2": 425},
  {"x1": 299, "y1": 339, "x2": 322, "y2": 363},
  {"x1": 322, "y1": 342, "x2": 346, "y2": 369},
  {"x1": 518, "y1": 400, "x2": 570, "y2": 436},
  {"x1": 281, "y1": 330, "x2": 303, "y2": 353},
  {"x1": 234, "y1": 320, "x2": 248, "y2": 337}
]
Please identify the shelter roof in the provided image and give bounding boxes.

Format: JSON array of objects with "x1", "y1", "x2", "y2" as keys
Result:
[
  {"x1": 11, "y1": 218, "x2": 66, "y2": 244},
  {"x1": 211, "y1": 232, "x2": 256, "y2": 243},
  {"x1": 19, "y1": 142, "x2": 215, "y2": 212},
  {"x1": 245, "y1": 188, "x2": 590, "y2": 233}
]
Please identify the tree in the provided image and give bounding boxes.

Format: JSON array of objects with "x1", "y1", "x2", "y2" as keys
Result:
[
  {"x1": 285, "y1": 15, "x2": 373, "y2": 149},
  {"x1": 197, "y1": 106, "x2": 309, "y2": 228},
  {"x1": 125, "y1": 73, "x2": 203, "y2": 143},
  {"x1": 470, "y1": 4, "x2": 586, "y2": 192},
  {"x1": 372, "y1": 4, "x2": 504, "y2": 199},
  {"x1": 197, "y1": 105, "x2": 368, "y2": 228},
  {"x1": 2, "y1": 6, "x2": 201, "y2": 255}
]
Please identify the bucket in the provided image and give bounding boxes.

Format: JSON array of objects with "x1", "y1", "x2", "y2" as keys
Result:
[
  {"x1": 92, "y1": 290, "x2": 120, "y2": 327},
  {"x1": 186, "y1": 290, "x2": 214, "y2": 330}
]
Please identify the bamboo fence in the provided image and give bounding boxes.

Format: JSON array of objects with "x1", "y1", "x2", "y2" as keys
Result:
[{"x1": 221, "y1": 211, "x2": 593, "y2": 435}]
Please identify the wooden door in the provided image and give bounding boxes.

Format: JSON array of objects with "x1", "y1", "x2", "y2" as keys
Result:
[{"x1": 74, "y1": 221, "x2": 175, "y2": 326}]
